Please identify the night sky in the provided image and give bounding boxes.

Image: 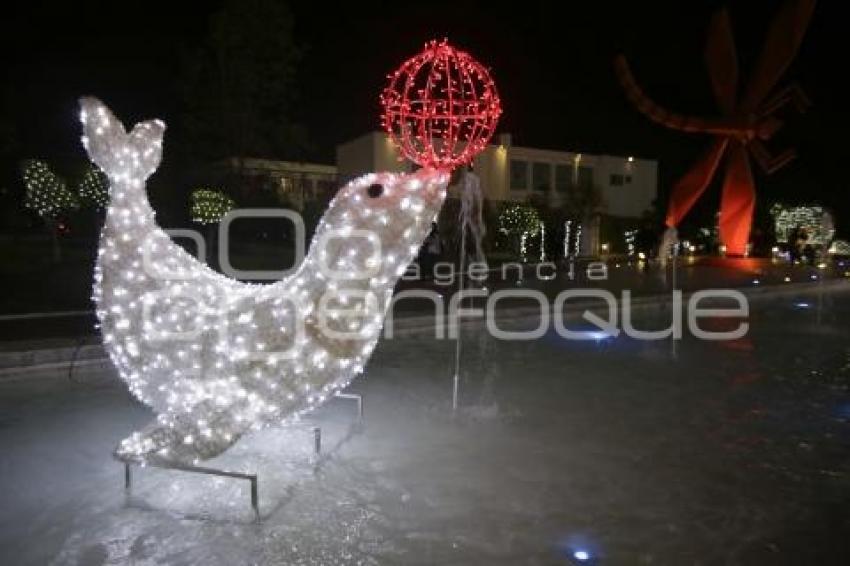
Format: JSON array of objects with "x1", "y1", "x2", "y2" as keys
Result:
[{"x1": 2, "y1": 0, "x2": 846, "y2": 230}]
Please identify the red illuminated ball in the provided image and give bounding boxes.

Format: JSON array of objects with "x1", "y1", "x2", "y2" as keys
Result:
[{"x1": 380, "y1": 39, "x2": 502, "y2": 170}]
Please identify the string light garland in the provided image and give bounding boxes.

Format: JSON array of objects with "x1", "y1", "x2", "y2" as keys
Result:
[
  {"x1": 574, "y1": 223, "x2": 582, "y2": 257},
  {"x1": 21, "y1": 159, "x2": 79, "y2": 219},
  {"x1": 624, "y1": 229, "x2": 637, "y2": 257},
  {"x1": 380, "y1": 39, "x2": 502, "y2": 169},
  {"x1": 191, "y1": 188, "x2": 235, "y2": 224},
  {"x1": 539, "y1": 221, "x2": 546, "y2": 262}
]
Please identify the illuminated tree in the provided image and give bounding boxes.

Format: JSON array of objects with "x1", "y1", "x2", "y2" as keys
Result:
[
  {"x1": 770, "y1": 204, "x2": 834, "y2": 246},
  {"x1": 828, "y1": 240, "x2": 850, "y2": 256},
  {"x1": 21, "y1": 159, "x2": 79, "y2": 261},
  {"x1": 499, "y1": 202, "x2": 541, "y2": 261},
  {"x1": 77, "y1": 163, "x2": 109, "y2": 209},
  {"x1": 191, "y1": 188, "x2": 235, "y2": 224},
  {"x1": 191, "y1": 188, "x2": 236, "y2": 266},
  {"x1": 22, "y1": 159, "x2": 79, "y2": 219}
]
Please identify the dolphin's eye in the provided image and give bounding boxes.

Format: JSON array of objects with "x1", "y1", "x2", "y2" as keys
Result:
[{"x1": 367, "y1": 184, "x2": 384, "y2": 198}]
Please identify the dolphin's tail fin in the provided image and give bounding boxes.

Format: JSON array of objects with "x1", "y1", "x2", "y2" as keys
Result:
[
  {"x1": 79, "y1": 97, "x2": 165, "y2": 181},
  {"x1": 115, "y1": 405, "x2": 245, "y2": 465}
]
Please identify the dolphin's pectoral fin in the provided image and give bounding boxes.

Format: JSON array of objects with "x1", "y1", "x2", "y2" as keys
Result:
[{"x1": 115, "y1": 404, "x2": 245, "y2": 465}]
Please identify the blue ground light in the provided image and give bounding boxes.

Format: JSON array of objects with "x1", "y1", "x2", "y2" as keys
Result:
[{"x1": 558, "y1": 538, "x2": 597, "y2": 564}]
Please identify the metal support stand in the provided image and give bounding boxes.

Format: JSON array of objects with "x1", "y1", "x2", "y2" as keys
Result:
[
  {"x1": 120, "y1": 391, "x2": 366, "y2": 519},
  {"x1": 313, "y1": 426, "x2": 321, "y2": 455},
  {"x1": 335, "y1": 392, "x2": 364, "y2": 422},
  {"x1": 123, "y1": 460, "x2": 260, "y2": 518}
]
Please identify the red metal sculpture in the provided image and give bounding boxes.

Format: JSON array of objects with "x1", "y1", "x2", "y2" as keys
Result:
[{"x1": 615, "y1": 0, "x2": 816, "y2": 256}]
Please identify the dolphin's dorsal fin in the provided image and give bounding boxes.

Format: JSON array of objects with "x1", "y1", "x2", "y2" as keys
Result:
[{"x1": 79, "y1": 97, "x2": 166, "y2": 181}]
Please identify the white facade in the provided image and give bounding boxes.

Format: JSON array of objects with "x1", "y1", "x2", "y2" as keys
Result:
[
  {"x1": 336, "y1": 132, "x2": 658, "y2": 220},
  {"x1": 336, "y1": 132, "x2": 411, "y2": 180},
  {"x1": 227, "y1": 134, "x2": 658, "y2": 257}
]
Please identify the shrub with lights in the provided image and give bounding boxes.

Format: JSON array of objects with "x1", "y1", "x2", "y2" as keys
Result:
[
  {"x1": 770, "y1": 203, "x2": 834, "y2": 246},
  {"x1": 77, "y1": 163, "x2": 109, "y2": 209},
  {"x1": 21, "y1": 159, "x2": 80, "y2": 261},
  {"x1": 190, "y1": 188, "x2": 235, "y2": 224},
  {"x1": 498, "y1": 202, "x2": 541, "y2": 262},
  {"x1": 828, "y1": 239, "x2": 850, "y2": 256},
  {"x1": 21, "y1": 159, "x2": 79, "y2": 220}
]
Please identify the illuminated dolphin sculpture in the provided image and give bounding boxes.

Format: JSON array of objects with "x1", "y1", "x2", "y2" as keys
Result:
[{"x1": 80, "y1": 97, "x2": 449, "y2": 464}]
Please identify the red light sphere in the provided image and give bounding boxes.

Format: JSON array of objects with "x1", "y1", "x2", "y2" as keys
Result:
[{"x1": 380, "y1": 39, "x2": 502, "y2": 170}]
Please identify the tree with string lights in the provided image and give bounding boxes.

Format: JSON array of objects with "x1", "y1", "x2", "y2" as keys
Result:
[
  {"x1": 191, "y1": 188, "x2": 236, "y2": 265},
  {"x1": 21, "y1": 159, "x2": 80, "y2": 261},
  {"x1": 498, "y1": 202, "x2": 541, "y2": 262},
  {"x1": 77, "y1": 163, "x2": 109, "y2": 209},
  {"x1": 191, "y1": 188, "x2": 235, "y2": 225}
]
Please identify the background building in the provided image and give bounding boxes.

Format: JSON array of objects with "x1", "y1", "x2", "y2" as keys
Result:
[
  {"x1": 337, "y1": 132, "x2": 658, "y2": 256},
  {"x1": 218, "y1": 158, "x2": 338, "y2": 210},
  {"x1": 219, "y1": 133, "x2": 658, "y2": 257}
]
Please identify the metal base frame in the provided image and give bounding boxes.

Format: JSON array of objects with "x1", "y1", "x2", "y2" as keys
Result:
[
  {"x1": 124, "y1": 460, "x2": 261, "y2": 516},
  {"x1": 121, "y1": 392, "x2": 364, "y2": 519}
]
